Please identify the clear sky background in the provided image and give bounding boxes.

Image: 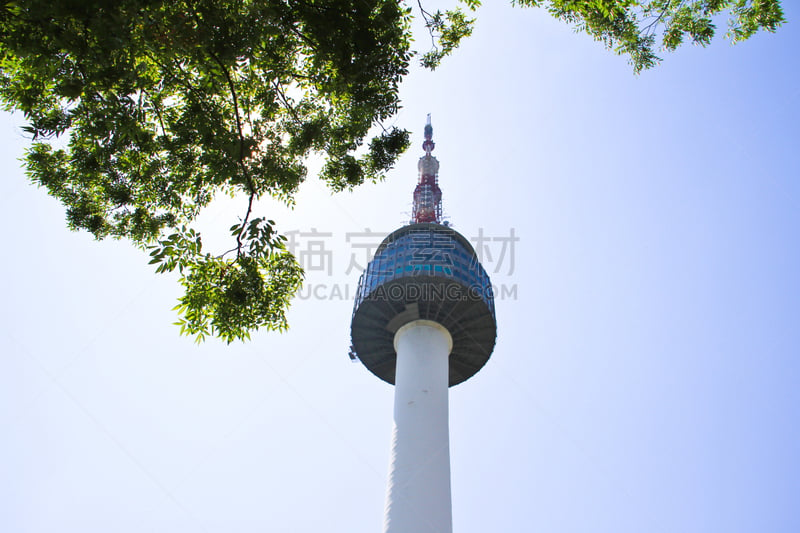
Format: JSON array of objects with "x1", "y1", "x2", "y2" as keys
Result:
[{"x1": 2, "y1": 2, "x2": 799, "y2": 532}]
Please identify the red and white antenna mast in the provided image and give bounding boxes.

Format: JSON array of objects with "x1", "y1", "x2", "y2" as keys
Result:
[{"x1": 412, "y1": 114, "x2": 442, "y2": 224}]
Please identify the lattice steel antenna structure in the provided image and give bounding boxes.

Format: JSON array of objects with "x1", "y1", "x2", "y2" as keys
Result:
[{"x1": 350, "y1": 116, "x2": 497, "y2": 533}]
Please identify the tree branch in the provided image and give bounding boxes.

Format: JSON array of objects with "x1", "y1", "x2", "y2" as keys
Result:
[
  {"x1": 273, "y1": 80, "x2": 301, "y2": 124},
  {"x1": 417, "y1": 0, "x2": 439, "y2": 51},
  {"x1": 144, "y1": 89, "x2": 168, "y2": 137},
  {"x1": 209, "y1": 51, "x2": 256, "y2": 260}
]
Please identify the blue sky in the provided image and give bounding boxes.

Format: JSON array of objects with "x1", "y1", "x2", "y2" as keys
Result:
[{"x1": 2, "y1": 2, "x2": 799, "y2": 532}]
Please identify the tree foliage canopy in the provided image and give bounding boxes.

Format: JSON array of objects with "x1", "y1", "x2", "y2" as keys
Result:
[
  {"x1": 512, "y1": 1, "x2": 785, "y2": 73},
  {"x1": 0, "y1": 0, "x2": 784, "y2": 342},
  {"x1": 1, "y1": 0, "x2": 412, "y2": 342}
]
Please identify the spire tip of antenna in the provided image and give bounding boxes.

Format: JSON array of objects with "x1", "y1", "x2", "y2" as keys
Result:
[{"x1": 423, "y1": 114, "x2": 434, "y2": 152}]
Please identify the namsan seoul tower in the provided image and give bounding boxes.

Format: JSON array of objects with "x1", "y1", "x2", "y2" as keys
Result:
[{"x1": 350, "y1": 116, "x2": 497, "y2": 533}]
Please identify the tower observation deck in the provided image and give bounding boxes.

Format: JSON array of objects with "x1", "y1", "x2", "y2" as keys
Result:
[
  {"x1": 349, "y1": 117, "x2": 497, "y2": 533},
  {"x1": 350, "y1": 223, "x2": 497, "y2": 385}
]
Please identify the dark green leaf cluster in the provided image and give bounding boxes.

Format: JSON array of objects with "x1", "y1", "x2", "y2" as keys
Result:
[
  {"x1": 513, "y1": 1, "x2": 785, "y2": 73},
  {"x1": 1, "y1": 0, "x2": 412, "y2": 341}
]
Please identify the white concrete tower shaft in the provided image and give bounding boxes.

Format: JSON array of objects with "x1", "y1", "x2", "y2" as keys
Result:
[{"x1": 384, "y1": 319, "x2": 453, "y2": 533}]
